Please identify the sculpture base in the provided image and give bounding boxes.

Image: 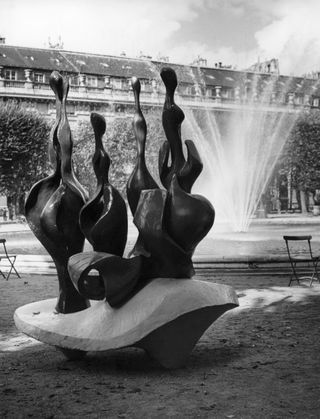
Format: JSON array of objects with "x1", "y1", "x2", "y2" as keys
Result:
[{"x1": 14, "y1": 278, "x2": 238, "y2": 368}]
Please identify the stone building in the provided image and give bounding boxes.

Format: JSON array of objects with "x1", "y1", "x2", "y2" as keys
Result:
[
  {"x1": 1, "y1": 44, "x2": 320, "y2": 120},
  {"x1": 1, "y1": 43, "x2": 320, "y2": 215}
]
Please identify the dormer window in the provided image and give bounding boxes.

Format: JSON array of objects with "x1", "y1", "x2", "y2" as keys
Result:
[
  {"x1": 140, "y1": 80, "x2": 146, "y2": 91},
  {"x1": 87, "y1": 75, "x2": 98, "y2": 87},
  {"x1": 34, "y1": 72, "x2": 44, "y2": 83},
  {"x1": 70, "y1": 75, "x2": 79, "y2": 85},
  {"x1": 4, "y1": 69, "x2": 17, "y2": 80},
  {"x1": 113, "y1": 78, "x2": 124, "y2": 89}
]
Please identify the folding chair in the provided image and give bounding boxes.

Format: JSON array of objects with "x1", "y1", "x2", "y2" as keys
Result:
[
  {"x1": 283, "y1": 235, "x2": 320, "y2": 287},
  {"x1": 0, "y1": 238, "x2": 21, "y2": 280}
]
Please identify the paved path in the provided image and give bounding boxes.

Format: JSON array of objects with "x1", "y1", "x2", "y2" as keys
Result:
[{"x1": 1, "y1": 273, "x2": 320, "y2": 418}]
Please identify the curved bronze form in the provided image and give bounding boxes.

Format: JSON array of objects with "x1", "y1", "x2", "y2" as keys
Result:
[
  {"x1": 79, "y1": 112, "x2": 127, "y2": 255},
  {"x1": 68, "y1": 251, "x2": 143, "y2": 307},
  {"x1": 25, "y1": 71, "x2": 89, "y2": 314},
  {"x1": 133, "y1": 189, "x2": 195, "y2": 278},
  {"x1": 165, "y1": 175, "x2": 215, "y2": 255},
  {"x1": 178, "y1": 140, "x2": 203, "y2": 193}
]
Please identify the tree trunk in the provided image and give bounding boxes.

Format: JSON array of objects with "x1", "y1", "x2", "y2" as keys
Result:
[
  {"x1": 17, "y1": 194, "x2": 25, "y2": 216},
  {"x1": 299, "y1": 189, "x2": 308, "y2": 214},
  {"x1": 7, "y1": 195, "x2": 17, "y2": 220}
]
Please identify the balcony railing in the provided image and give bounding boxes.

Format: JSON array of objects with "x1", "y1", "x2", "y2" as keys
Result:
[
  {"x1": 0, "y1": 78, "x2": 312, "y2": 112},
  {"x1": 33, "y1": 82, "x2": 51, "y2": 90},
  {"x1": 3, "y1": 80, "x2": 25, "y2": 88}
]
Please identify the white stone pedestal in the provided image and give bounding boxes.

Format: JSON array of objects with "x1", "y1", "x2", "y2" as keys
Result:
[{"x1": 14, "y1": 278, "x2": 238, "y2": 368}]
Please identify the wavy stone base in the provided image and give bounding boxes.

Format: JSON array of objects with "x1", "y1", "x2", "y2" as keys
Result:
[{"x1": 14, "y1": 278, "x2": 238, "y2": 368}]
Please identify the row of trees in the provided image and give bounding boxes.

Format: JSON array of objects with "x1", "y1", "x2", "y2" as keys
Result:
[
  {"x1": 0, "y1": 101, "x2": 320, "y2": 219},
  {"x1": 0, "y1": 102, "x2": 50, "y2": 219},
  {"x1": 73, "y1": 110, "x2": 165, "y2": 197},
  {"x1": 0, "y1": 102, "x2": 165, "y2": 219},
  {"x1": 281, "y1": 110, "x2": 320, "y2": 211}
]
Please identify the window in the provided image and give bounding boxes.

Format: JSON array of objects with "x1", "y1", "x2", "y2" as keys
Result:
[
  {"x1": 182, "y1": 85, "x2": 192, "y2": 95},
  {"x1": 66, "y1": 104, "x2": 75, "y2": 115},
  {"x1": 4, "y1": 69, "x2": 17, "y2": 80},
  {"x1": 206, "y1": 87, "x2": 214, "y2": 97},
  {"x1": 221, "y1": 88, "x2": 234, "y2": 99},
  {"x1": 113, "y1": 78, "x2": 125, "y2": 89},
  {"x1": 87, "y1": 76, "x2": 98, "y2": 87},
  {"x1": 70, "y1": 75, "x2": 79, "y2": 85},
  {"x1": 313, "y1": 98, "x2": 320, "y2": 107},
  {"x1": 34, "y1": 73, "x2": 44, "y2": 83},
  {"x1": 140, "y1": 80, "x2": 146, "y2": 91}
]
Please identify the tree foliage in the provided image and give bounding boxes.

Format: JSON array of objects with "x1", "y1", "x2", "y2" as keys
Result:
[
  {"x1": 0, "y1": 101, "x2": 51, "y2": 217},
  {"x1": 73, "y1": 108, "x2": 165, "y2": 199},
  {"x1": 283, "y1": 110, "x2": 320, "y2": 194}
]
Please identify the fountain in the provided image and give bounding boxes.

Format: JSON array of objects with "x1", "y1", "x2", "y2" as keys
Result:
[{"x1": 180, "y1": 73, "x2": 302, "y2": 232}]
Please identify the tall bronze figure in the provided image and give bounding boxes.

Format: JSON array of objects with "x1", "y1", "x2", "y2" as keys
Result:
[
  {"x1": 159, "y1": 68, "x2": 203, "y2": 193},
  {"x1": 126, "y1": 77, "x2": 158, "y2": 256},
  {"x1": 25, "y1": 71, "x2": 89, "y2": 314},
  {"x1": 79, "y1": 112, "x2": 127, "y2": 255},
  {"x1": 127, "y1": 77, "x2": 158, "y2": 215}
]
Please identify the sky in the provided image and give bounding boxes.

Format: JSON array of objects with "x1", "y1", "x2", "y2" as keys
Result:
[{"x1": 1, "y1": 0, "x2": 320, "y2": 76}]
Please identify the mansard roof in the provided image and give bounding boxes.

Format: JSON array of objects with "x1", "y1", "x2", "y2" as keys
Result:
[
  {"x1": 0, "y1": 44, "x2": 319, "y2": 95},
  {"x1": 0, "y1": 45, "x2": 76, "y2": 72}
]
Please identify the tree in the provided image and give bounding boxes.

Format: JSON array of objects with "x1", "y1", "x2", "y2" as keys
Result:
[
  {"x1": 0, "y1": 101, "x2": 51, "y2": 219},
  {"x1": 282, "y1": 109, "x2": 320, "y2": 212},
  {"x1": 73, "y1": 108, "x2": 165, "y2": 200}
]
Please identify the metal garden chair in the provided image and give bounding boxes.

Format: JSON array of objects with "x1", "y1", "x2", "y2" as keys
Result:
[
  {"x1": 283, "y1": 235, "x2": 320, "y2": 287},
  {"x1": 0, "y1": 238, "x2": 21, "y2": 280}
]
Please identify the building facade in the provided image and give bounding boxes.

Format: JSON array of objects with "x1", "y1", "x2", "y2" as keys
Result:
[{"x1": 1, "y1": 44, "x2": 320, "y2": 120}]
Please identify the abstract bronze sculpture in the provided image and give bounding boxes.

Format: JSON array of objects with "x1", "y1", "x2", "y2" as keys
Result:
[{"x1": 15, "y1": 67, "x2": 238, "y2": 368}]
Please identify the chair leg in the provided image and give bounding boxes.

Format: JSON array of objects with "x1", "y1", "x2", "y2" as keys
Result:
[
  {"x1": 0, "y1": 256, "x2": 5, "y2": 279},
  {"x1": 10, "y1": 258, "x2": 20, "y2": 279},
  {"x1": 288, "y1": 261, "x2": 299, "y2": 286},
  {"x1": 6, "y1": 256, "x2": 20, "y2": 280},
  {"x1": 310, "y1": 261, "x2": 320, "y2": 287}
]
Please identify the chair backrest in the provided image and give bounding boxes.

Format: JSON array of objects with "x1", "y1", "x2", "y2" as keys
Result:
[
  {"x1": 283, "y1": 235, "x2": 313, "y2": 259},
  {"x1": 283, "y1": 235, "x2": 312, "y2": 241},
  {"x1": 0, "y1": 238, "x2": 9, "y2": 256}
]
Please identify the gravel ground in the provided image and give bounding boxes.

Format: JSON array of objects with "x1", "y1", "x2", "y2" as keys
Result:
[{"x1": 1, "y1": 272, "x2": 320, "y2": 418}]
